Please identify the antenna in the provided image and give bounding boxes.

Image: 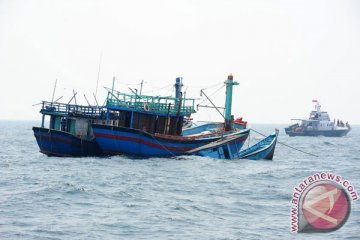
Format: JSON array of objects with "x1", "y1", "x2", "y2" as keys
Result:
[
  {"x1": 94, "y1": 53, "x2": 102, "y2": 104},
  {"x1": 84, "y1": 94, "x2": 90, "y2": 106},
  {"x1": 51, "y1": 79, "x2": 57, "y2": 104},
  {"x1": 73, "y1": 90, "x2": 77, "y2": 105},
  {"x1": 93, "y1": 93, "x2": 99, "y2": 107}
]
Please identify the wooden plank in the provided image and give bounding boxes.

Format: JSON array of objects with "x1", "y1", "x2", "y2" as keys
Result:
[{"x1": 186, "y1": 134, "x2": 239, "y2": 154}]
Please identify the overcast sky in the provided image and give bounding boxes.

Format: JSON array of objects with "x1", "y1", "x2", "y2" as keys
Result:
[{"x1": 0, "y1": 0, "x2": 359, "y2": 124}]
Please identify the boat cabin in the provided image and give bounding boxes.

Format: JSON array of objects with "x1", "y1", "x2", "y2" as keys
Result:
[
  {"x1": 104, "y1": 78, "x2": 196, "y2": 136},
  {"x1": 299, "y1": 119, "x2": 334, "y2": 131},
  {"x1": 309, "y1": 110, "x2": 330, "y2": 121},
  {"x1": 40, "y1": 101, "x2": 106, "y2": 140}
]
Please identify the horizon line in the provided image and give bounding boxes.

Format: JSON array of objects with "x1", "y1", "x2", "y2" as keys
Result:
[{"x1": 1, "y1": 119, "x2": 360, "y2": 125}]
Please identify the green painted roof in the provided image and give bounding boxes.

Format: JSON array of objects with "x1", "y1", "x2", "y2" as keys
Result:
[{"x1": 105, "y1": 88, "x2": 196, "y2": 115}]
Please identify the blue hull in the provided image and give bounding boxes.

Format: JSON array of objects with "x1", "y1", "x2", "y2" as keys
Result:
[
  {"x1": 33, "y1": 127, "x2": 103, "y2": 157},
  {"x1": 194, "y1": 132, "x2": 249, "y2": 159},
  {"x1": 238, "y1": 130, "x2": 278, "y2": 160},
  {"x1": 92, "y1": 124, "x2": 249, "y2": 158}
]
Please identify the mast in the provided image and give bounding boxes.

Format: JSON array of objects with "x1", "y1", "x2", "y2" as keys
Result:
[
  {"x1": 175, "y1": 77, "x2": 182, "y2": 99},
  {"x1": 174, "y1": 77, "x2": 183, "y2": 135},
  {"x1": 111, "y1": 76, "x2": 115, "y2": 98},
  {"x1": 224, "y1": 74, "x2": 239, "y2": 131},
  {"x1": 106, "y1": 77, "x2": 115, "y2": 124},
  {"x1": 312, "y1": 100, "x2": 320, "y2": 112},
  {"x1": 140, "y1": 80, "x2": 144, "y2": 95}
]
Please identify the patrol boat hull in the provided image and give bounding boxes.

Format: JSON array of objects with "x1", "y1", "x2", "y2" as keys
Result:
[{"x1": 284, "y1": 127, "x2": 350, "y2": 137}]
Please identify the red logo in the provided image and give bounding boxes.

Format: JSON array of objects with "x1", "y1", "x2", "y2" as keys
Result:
[{"x1": 300, "y1": 182, "x2": 350, "y2": 232}]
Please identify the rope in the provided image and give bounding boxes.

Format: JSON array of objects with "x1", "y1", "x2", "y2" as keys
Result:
[
  {"x1": 186, "y1": 81, "x2": 223, "y2": 90},
  {"x1": 142, "y1": 84, "x2": 173, "y2": 95},
  {"x1": 250, "y1": 128, "x2": 319, "y2": 157},
  {"x1": 116, "y1": 82, "x2": 141, "y2": 86},
  {"x1": 163, "y1": 86, "x2": 175, "y2": 96},
  {"x1": 148, "y1": 133, "x2": 178, "y2": 157}
]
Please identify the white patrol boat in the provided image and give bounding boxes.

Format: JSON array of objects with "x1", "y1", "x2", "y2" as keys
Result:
[{"x1": 285, "y1": 101, "x2": 351, "y2": 137}]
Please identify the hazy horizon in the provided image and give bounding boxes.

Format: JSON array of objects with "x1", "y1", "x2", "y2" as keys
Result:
[{"x1": 1, "y1": 0, "x2": 359, "y2": 124}]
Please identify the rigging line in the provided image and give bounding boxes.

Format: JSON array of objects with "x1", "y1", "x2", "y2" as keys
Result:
[
  {"x1": 141, "y1": 84, "x2": 173, "y2": 94},
  {"x1": 146, "y1": 82, "x2": 173, "y2": 89},
  {"x1": 200, "y1": 89, "x2": 225, "y2": 119},
  {"x1": 142, "y1": 85, "x2": 173, "y2": 98},
  {"x1": 186, "y1": 81, "x2": 223, "y2": 90},
  {"x1": 162, "y1": 85, "x2": 173, "y2": 94},
  {"x1": 206, "y1": 85, "x2": 225, "y2": 99},
  {"x1": 116, "y1": 82, "x2": 143, "y2": 86},
  {"x1": 202, "y1": 81, "x2": 224, "y2": 90},
  {"x1": 207, "y1": 85, "x2": 225, "y2": 102},
  {"x1": 152, "y1": 86, "x2": 174, "y2": 97},
  {"x1": 198, "y1": 85, "x2": 225, "y2": 105},
  {"x1": 250, "y1": 128, "x2": 319, "y2": 157},
  {"x1": 54, "y1": 96, "x2": 63, "y2": 103},
  {"x1": 164, "y1": 86, "x2": 175, "y2": 96}
]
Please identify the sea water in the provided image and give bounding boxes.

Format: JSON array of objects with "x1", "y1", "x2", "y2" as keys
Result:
[{"x1": 0, "y1": 121, "x2": 359, "y2": 239}]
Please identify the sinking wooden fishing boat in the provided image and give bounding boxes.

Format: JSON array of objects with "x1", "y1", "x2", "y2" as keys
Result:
[
  {"x1": 186, "y1": 129, "x2": 278, "y2": 160},
  {"x1": 33, "y1": 101, "x2": 107, "y2": 157},
  {"x1": 238, "y1": 129, "x2": 279, "y2": 160},
  {"x1": 92, "y1": 75, "x2": 250, "y2": 158},
  {"x1": 184, "y1": 130, "x2": 248, "y2": 159},
  {"x1": 180, "y1": 120, "x2": 249, "y2": 159}
]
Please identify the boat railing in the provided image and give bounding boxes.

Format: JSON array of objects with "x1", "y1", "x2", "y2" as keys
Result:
[
  {"x1": 40, "y1": 101, "x2": 105, "y2": 117},
  {"x1": 106, "y1": 89, "x2": 196, "y2": 115}
]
